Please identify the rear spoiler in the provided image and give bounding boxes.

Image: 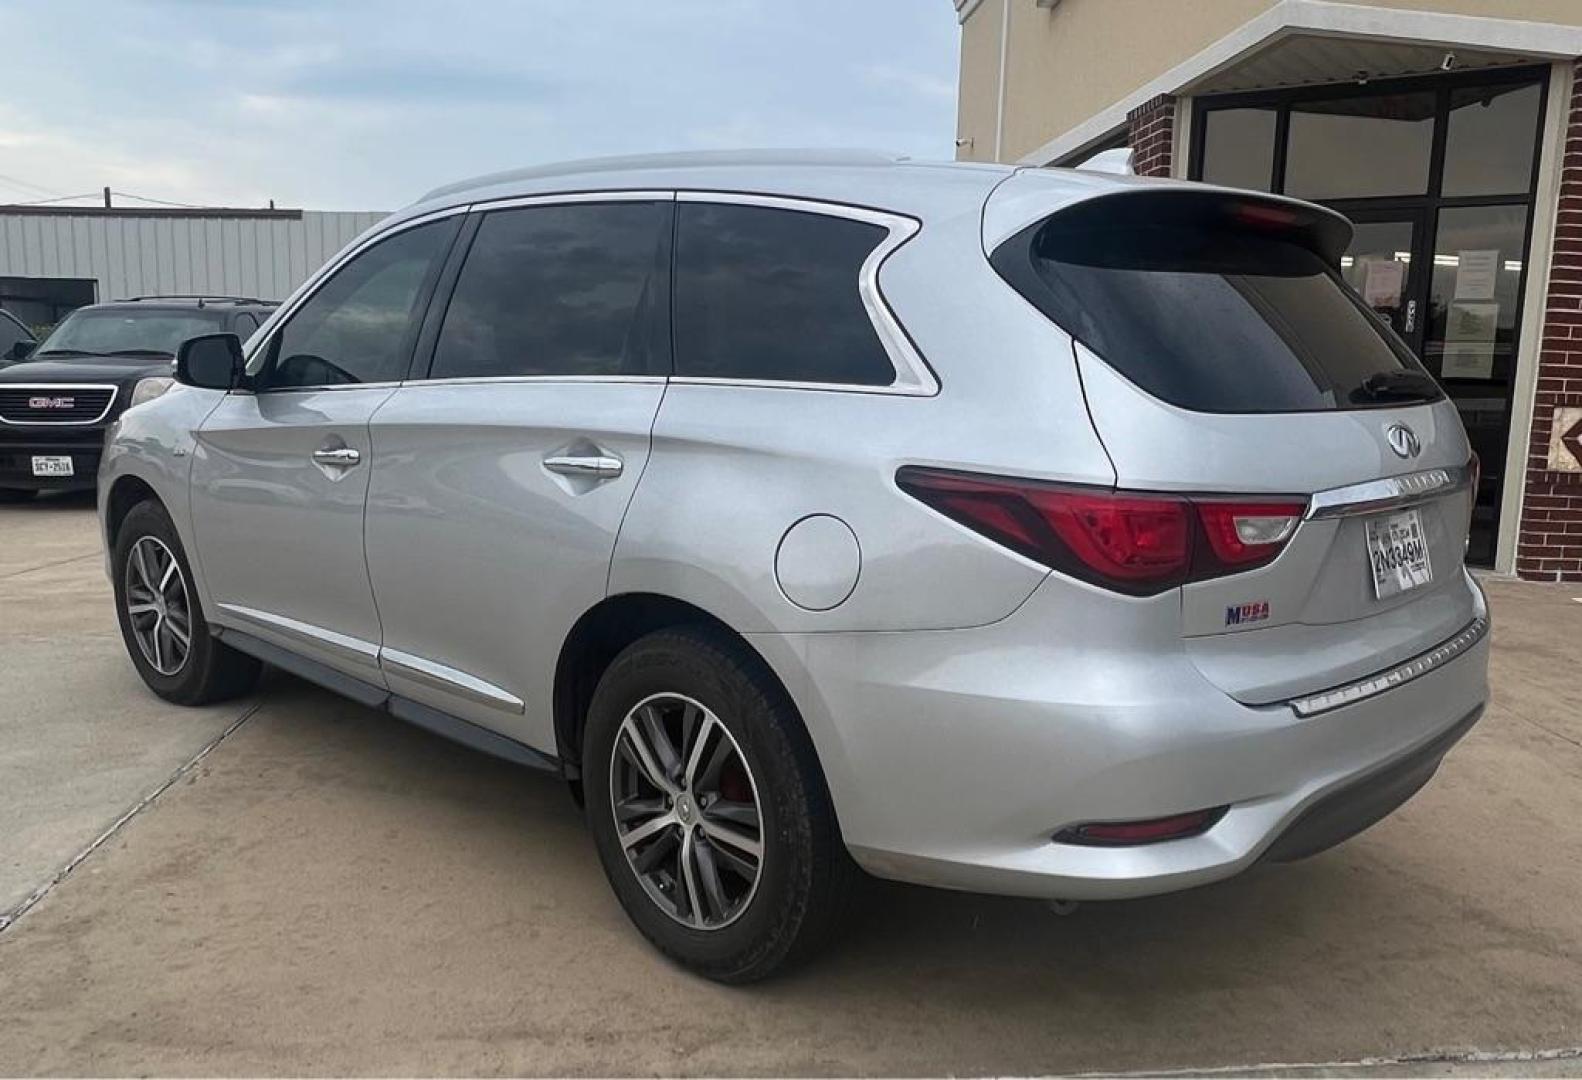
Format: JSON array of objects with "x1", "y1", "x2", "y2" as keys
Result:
[{"x1": 983, "y1": 171, "x2": 1353, "y2": 267}]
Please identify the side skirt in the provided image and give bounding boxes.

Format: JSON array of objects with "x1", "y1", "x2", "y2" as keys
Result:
[{"x1": 215, "y1": 626, "x2": 560, "y2": 775}]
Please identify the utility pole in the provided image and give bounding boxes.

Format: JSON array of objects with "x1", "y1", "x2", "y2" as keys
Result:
[{"x1": 102, "y1": 186, "x2": 111, "y2": 208}]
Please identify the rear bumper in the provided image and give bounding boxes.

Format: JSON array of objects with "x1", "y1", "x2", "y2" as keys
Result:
[{"x1": 752, "y1": 570, "x2": 1490, "y2": 901}]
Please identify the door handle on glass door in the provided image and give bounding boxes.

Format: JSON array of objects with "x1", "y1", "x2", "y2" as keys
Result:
[
  {"x1": 312, "y1": 447, "x2": 362, "y2": 468},
  {"x1": 543, "y1": 454, "x2": 623, "y2": 479}
]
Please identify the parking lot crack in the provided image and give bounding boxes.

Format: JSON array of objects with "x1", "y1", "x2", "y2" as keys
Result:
[
  {"x1": 0, "y1": 700, "x2": 262, "y2": 935},
  {"x1": 0, "y1": 550, "x2": 101, "y2": 581}
]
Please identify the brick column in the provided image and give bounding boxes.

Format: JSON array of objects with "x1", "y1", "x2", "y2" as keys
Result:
[
  {"x1": 1126, "y1": 94, "x2": 1177, "y2": 178},
  {"x1": 1515, "y1": 61, "x2": 1582, "y2": 583}
]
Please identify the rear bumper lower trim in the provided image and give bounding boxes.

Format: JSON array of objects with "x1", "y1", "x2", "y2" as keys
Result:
[
  {"x1": 1261, "y1": 703, "x2": 1483, "y2": 862},
  {"x1": 1288, "y1": 615, "x2": 1489, "y2": 717}
]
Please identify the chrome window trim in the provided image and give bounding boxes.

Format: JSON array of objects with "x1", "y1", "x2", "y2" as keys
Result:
[
  {"x1": 214, "y1": 602, "x2": 381, "y2": 667},
  {"x1": 1288, "y1": 615, "x2": 1489, "y2": 718},
  {"x1": 1305, "y1": 464, "x2": 1472, "y2": 521},
  {"x1": 401, "y1": 374, "x2": 667, "y2": 388},
  {"x1": 246, "y1": 382, "x2": 403, "y2": 396},
  {"x1": 379, "y1": 646, "x2": 526, "y2": 715},
  {"x1": 243, "y1": 203, "x2": 475, "y2": 383},
  {"x1": 0, "y1": 383, "x2": 119, "y2": 426},
  {"x1": 674, "y1": 190, "x2": 939, "y2": 397}
]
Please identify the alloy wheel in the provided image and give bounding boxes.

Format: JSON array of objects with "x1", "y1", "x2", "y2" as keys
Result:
[
  {"x1": 609, "y1": 693, "x2": 764, "y2": 930},
  {"x1": 124, "y1": 535, "x2": 192, "y2": 676}
]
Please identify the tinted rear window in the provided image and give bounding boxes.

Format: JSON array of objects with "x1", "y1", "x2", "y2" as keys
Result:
[
  {"x1": 994, "y1": 219, "x2": 1438, "y2": 413},
  {"x1": 673, "y1": 202, "x2": 895, "y2": 386}
]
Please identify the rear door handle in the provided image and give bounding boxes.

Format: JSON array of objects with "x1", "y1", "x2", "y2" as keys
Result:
[
  {"x1": 543, "y1": 453, "x2": 622, "y2": 479},
  {"x1": 312, "y1": 447, "x2": 361, "y2": 468}
]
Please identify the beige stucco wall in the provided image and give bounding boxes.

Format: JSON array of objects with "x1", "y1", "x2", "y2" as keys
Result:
[
  {"x1": 956, "y1": 0, "x2": 1005, "y2": 161},
  {"x1": 956, "y1": 0, "x2": 1582, "y2": 164}
]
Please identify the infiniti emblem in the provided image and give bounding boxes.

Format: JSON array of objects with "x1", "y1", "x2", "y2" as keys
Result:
[{"x1": 1386, "y1": 423, "x2": 1421, "y2": 460}]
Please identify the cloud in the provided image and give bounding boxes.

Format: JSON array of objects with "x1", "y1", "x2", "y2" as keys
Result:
[
  {"x1": 0, "y1": 0, "x2": 958, "y2": 210},
  {"x1": 863, "y1": 63, "x2": 958, "y2": 103},
  {"x1": 274, "y1": 58, "x2": 565, "y2": 106}
]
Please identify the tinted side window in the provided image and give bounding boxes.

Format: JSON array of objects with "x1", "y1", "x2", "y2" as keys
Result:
[
  {"x1": 673, "y1": 203, "x2": 895, "y2": 386},
  {"x1": 430, "y1": 201, "x2": 670, "y2": 380},
  {"x1": 233, "y1": 312, "x2": 259, "y2": 337},
  {"x1": 266, "y1": 218, "x2": 457, "y2": 389}
]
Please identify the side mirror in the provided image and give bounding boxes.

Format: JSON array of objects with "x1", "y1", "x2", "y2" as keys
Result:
[
  {"x1": 175, "y1": 333, "x2": 245, "y2": 390},
  {"x1": 4, "y1": 340, "x2": 35, "y2": 362}
]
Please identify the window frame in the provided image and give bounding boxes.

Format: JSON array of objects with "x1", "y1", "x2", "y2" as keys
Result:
[
  {"x1": 245, "y1": 191, "x2": 937, "y2": 397},
  {"x1": 243, "y1": 206, "x2": 468, "y2": 393}
]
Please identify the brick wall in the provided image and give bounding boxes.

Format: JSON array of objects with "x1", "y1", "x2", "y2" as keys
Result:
[
  {"x1": 1515, "y1": 61, "x2": 1582, "y2": 583},
  {"x1": 1126, "y1": 94, "x2": 1176, "y2": 178}
]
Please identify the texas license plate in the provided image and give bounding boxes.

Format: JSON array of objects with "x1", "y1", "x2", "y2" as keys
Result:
[
  {"x1": 30, "y1": 455, "x2": 73, "y2": 478},
  {"x1": 1365, "y1": 508, "x2": 1432, "y2": 599}
]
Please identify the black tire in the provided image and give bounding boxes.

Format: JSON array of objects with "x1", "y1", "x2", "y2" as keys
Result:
[
  {"x1": 583, "y1": 626, "x2": 857, "y2": 983},
  {"x1": 111, "y1": 499, "x2": 261, "y2": 706},
  {"x1": 0, "y1": 488, "x2": 35, "y2": 504}
]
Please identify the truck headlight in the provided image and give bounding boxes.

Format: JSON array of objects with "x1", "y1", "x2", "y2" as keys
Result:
[{"x1": 129, "y1": 376, "x2": 175, "y2": 409}]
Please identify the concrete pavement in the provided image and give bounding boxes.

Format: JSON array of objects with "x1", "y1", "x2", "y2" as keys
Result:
[
  {"x1": 1, "y1": 496, "x2": 1579, "y2": 1076},
  {"x1": 0, "y1": 492, "x2": 257, "y2": 921}
]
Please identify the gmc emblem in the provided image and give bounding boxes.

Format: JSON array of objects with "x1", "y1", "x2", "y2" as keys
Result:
[{"x1": 28, "y1": 396, "x2": 75, "y2": 410}]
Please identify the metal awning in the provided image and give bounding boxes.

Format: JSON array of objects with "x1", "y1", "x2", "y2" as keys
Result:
[{"x1": 1190, "y1": 32, "x2": 1539, "y2": 96}]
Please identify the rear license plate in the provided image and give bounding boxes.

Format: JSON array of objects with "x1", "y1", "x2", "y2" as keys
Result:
[
  {"x1": 1365, "y1": 508, "x2": 1432, "y2": 599},
  {"x1": 30, "y1": 455, "x2": 74, "y2": 478}
]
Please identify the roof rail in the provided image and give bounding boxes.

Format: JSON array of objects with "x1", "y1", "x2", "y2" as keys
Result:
[{"x1": 119, "y1": 294, "x2": 275, "y2": 307}]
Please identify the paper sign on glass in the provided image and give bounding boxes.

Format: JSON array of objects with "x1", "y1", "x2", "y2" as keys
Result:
[
  {"x1": 1361, "y1": 258, "x2": 1406, "y2": 308},
  {"x1": 1442, "y1": 300, "x2": 1499, "y2": 380},
  {"x1": 1454, "y1": 249, "x2": 1500, "y2": 301}
]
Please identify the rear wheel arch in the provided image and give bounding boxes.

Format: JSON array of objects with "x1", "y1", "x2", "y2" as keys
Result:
[{"x1": 553, "y1": 593, "x2": 825, "y2": 801}]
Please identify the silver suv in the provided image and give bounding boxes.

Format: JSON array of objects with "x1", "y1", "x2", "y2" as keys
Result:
[{"x1": 100, "y1": 151, "x2": 1490, "y2": 981}]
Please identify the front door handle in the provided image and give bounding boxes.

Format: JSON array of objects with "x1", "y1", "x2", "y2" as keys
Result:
[
  {"x1": 312, "y1": 447, "x2": 362, "y2": 468},
  {"x1": 543, "y1": 453, "x2": 622, "y2": 479}
]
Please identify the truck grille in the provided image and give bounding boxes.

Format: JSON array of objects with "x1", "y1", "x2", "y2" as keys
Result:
[{"x1": 0, "y1": 385, "x2": 118, "y2": 425}]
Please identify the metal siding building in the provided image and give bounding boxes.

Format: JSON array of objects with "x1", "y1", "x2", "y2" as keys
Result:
[{"x1": 0, "y1": 207, "x2": 385, "y2": 325}]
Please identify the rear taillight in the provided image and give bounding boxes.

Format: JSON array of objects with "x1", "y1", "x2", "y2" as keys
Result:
[{"x1": 896, "y1": 467, "x2": 1305, "y2": 595}]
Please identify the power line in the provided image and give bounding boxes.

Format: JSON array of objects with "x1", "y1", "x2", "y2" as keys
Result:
[
  {"x1": 115, "y1": 191, "x2": 208, "y2": 209},
  {"x1": 0, "y1": 172, "x2": 64, "y2": 200},
  {"x1": 6, "y1": 193, "x2": 98, "y2": 207}
]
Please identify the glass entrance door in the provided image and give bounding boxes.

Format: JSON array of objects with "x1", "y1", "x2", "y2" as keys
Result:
[
  {"x1": 1341, "y1": 213, "x2": 1425, "y2": 351},
  {"x1": 1192, "y1": 67, "x2": 1549, "y2": 567}
]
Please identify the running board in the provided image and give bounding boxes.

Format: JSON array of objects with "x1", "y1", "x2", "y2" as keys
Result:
[{"x1": 215, "y1": 627, "x2": 559, "y2": 774}]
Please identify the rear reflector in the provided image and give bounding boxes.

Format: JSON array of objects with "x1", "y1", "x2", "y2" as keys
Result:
[
  {"x1": 896, "y1": 467, "x2": 1306, "y2": 595},
  {"x1": 1054, "y1": 807, "x2": 1228, "y2": 847}
]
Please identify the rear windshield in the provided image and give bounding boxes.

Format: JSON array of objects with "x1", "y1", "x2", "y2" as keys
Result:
[{"x1": 993, "y1": 219, "x2": 1440, "y2": 413}]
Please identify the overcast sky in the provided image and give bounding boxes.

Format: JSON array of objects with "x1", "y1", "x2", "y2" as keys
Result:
[{"x1": 0, "y1": 0, "x2": 960, "y2": 213}]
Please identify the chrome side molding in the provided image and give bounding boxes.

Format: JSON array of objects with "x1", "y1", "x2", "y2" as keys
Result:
[
  {"x1": 1288, "y1": 616, "x2": 1489, "y2": 718},
  {"x1": 379, "y1": 647, "x2": 526, "y2": 715},
  {"x1": 1305, "y1": 464, "x2": 1472, "y2": 521},
  {"x1": 213, "y1": 602, "x2": 381, "y2": 667}
]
